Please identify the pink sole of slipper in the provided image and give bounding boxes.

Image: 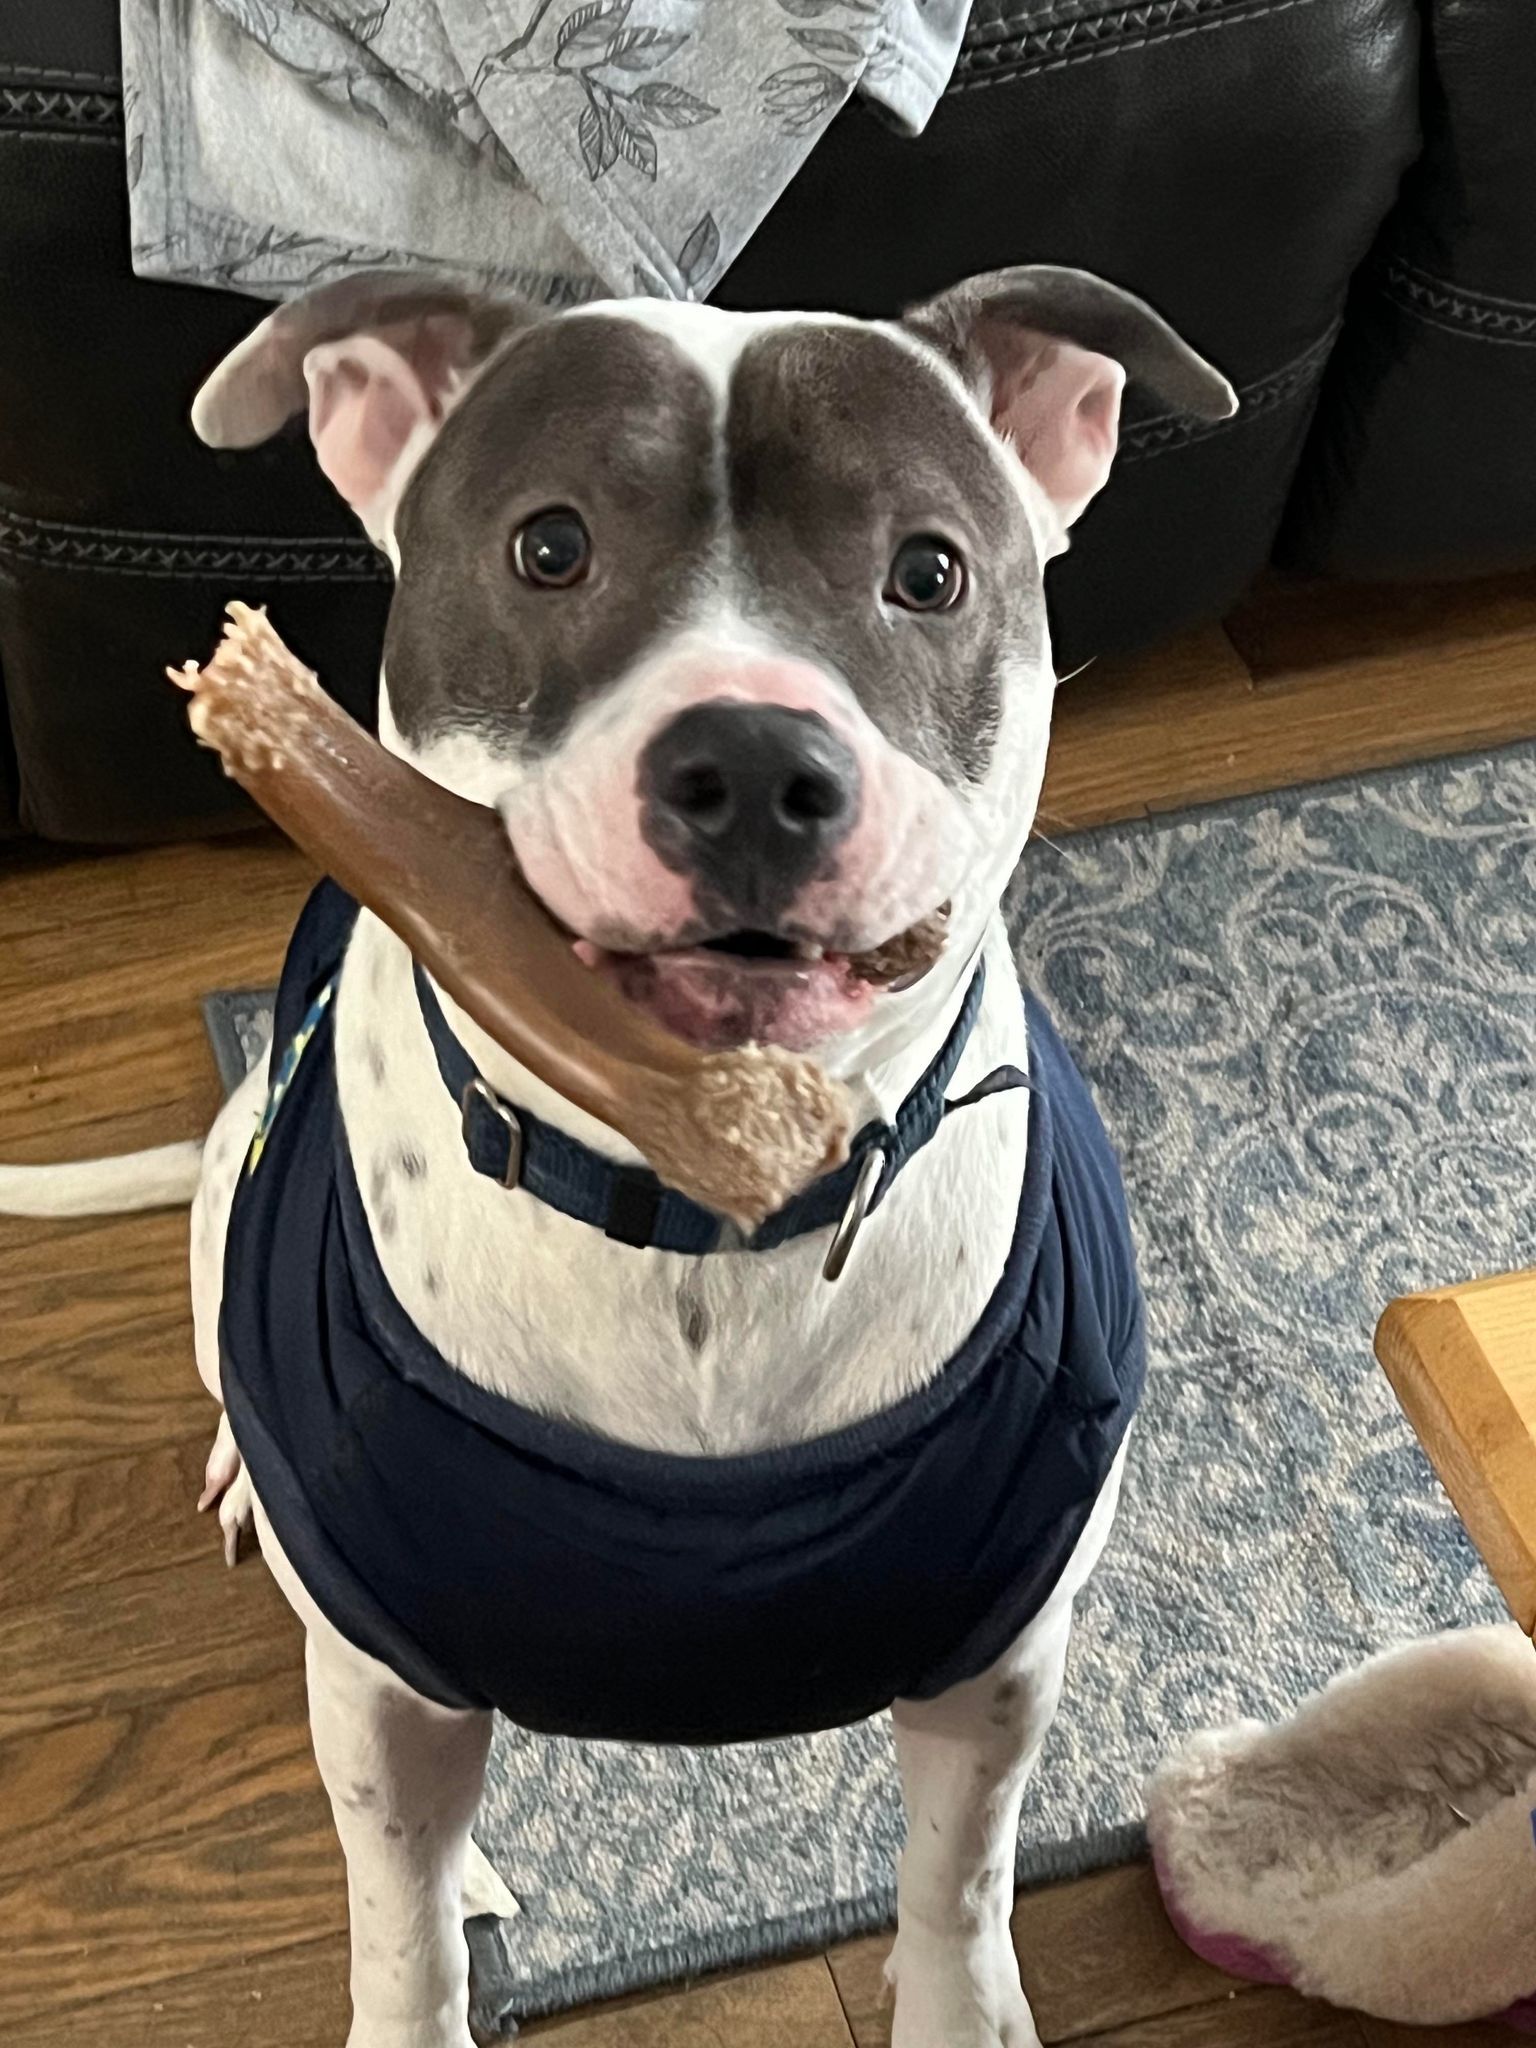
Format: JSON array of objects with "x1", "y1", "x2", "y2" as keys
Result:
[{"x1": 1152, "y1": 1848, "x2": 1536, "y2": 2031}]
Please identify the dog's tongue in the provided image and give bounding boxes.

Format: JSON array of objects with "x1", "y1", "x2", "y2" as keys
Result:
[
  {"x1": 586, "y1": 906, "x2": 951, "y2": 1052},
  {"x1": 601, "y1": 952, "x2": 876, "y2": 1054}
]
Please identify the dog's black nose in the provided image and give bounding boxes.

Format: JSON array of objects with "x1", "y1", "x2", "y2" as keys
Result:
[{"x1": 640, "y1": 702, "x2": 860, "y2": 922}]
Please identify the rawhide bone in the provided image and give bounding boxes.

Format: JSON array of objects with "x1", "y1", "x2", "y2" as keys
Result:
[{"x1": 172, "y1": 604, "x2": 855, "y2": 1229}]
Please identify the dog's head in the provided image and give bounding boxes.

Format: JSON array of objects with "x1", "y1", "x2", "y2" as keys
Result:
[{"x1": 197, "y1": 270, "x2": 1232, "y2": 1060}]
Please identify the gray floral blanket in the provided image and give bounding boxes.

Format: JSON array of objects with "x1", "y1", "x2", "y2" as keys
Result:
[{"x1": 121, "y1": 1, "x2": 970, "y2": 305}]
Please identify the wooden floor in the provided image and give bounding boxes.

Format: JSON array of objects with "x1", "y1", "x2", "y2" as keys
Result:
[{"x1": 4, "y1": 567, "x2": 1536, "y2": 2048}]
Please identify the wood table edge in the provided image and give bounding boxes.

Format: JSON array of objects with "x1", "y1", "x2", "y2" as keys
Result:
[{"x1": 1374, "y1": 1287, "x2": 1536, "y2": 1636}]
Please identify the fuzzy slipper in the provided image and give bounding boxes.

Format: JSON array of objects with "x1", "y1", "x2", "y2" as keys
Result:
[{"x1": 1146, "y1": 1625, "x2": 1536, "y2": 2028}]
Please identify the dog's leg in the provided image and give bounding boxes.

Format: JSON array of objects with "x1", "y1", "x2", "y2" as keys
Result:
[
  {"x1": 305, "y1": 1611, "x2": 493, "y2": 2048},
  {"x1": 887, "y1": 1448, "x2": 1129, "y2": 2048},
  {"x1": 197, "y1": 1410, "x2": 254, "y2": 1566},
  {"x1": 888, "y1": 1604, "x2": 1070, "y2": 2048}
]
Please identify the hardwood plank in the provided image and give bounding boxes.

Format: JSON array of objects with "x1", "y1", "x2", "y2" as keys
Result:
[
  {"x1": 0, "y1": 1932, "x2": 352, "y2": 2048},
  {"x1": 823, "y1": 1930, "x2": 891, "y2": 2048},
  {"x1": 0, "y1": 1000, "x2": 225, "y2": 1158},
  {"x1": 1224, "y1": 565, "x2": 1536, "y2": 690},
  {"x1": 1040, "y1": 626, "x2": 1257, "y2": 832},
  {"x1": 0, "y1": 1550, "x2": 302, "y2": 1741},
  {"x1": 827, "y1": 1863, "x2": 1241, "y2": 2048},
  {"x1": 0, "y1": 831, "x2": 309, "y2": 980},
  {"x1": 0, "y1": 1787, "x2": 344, "y2": 2029},
  {"x1": 0, "y1": 1209, "x2": 208, "y2": 1480},
  {"x1": 527, "y1": 1956, "x2": 856, "y2": 2047},
  {"x1": 1017, "y1": 1863, "x2": 1248, "y2": 2042},
  {"x1": 0, "y1": 831, "x2": 306, "y2": 1167},
  {"x1": 1074, "y1": 1985, "x2": 1366, "y2": 2048},
  {"x1": 0, "y1": 1432, "x2": 212, "y2": 1606},
  {"x1": 6, "y1": 1942, "x2": 853, "y2": 2048},
  {"x1": 0, "y1": 1666, "x2": 314, "y2": 1883},
  {"x1": 1360, "y1": 2021, "x2": 1523, "y2": 2047},
  {"x1": 1042, "y1": 569, "x2": 1536, "y2": 837}
]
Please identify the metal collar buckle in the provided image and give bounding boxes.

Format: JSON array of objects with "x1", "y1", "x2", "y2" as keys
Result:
[
  {"x1": 821, "y1": 1145, "x2": 886, "y2": 1283},
  {"x1": 461, "y1": 1077, "x2": 523, "y2": 1191}
]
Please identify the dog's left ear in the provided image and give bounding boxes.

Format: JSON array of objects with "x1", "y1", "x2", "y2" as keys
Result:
[{"x1": 904, "y1": 266, "x2": 1237, "y2": 532}]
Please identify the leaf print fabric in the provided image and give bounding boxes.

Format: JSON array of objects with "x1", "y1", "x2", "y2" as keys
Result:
[{"x1": 121, "y1": 2, "x2": 973, "y2": 306}]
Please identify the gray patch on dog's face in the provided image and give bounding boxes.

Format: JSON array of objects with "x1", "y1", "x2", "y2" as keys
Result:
[
  {"x1": 725, "y1": 325, "x2": 1042, "y2": 786},
  {"x1": 386, "y1": 316, "x2": 719, "y2": 752}
]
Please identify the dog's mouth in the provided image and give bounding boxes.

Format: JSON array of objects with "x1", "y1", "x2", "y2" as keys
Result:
[{"x1": 571, "y1": 909, "x2": 950, "y2": 1052}]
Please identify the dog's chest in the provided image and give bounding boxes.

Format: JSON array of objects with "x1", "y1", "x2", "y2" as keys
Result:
[{"x1": 332, "y1": 913, "x2": 1030, "y2": 1453}]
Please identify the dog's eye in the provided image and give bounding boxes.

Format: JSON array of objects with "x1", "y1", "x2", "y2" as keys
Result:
[
  {"x1": 885, "y1": 535, "x2": 966, "y2": 613},
  {"x1": 511, "y1": 508, "x2": 591, "y2": 589}
]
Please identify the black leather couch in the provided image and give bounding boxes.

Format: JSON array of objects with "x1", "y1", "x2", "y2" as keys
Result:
[{"x1": 2, "y1": 0, "x2": 1531, "y2": 844}]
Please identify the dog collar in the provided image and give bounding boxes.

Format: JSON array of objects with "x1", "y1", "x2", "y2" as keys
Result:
[{"x1": 412, "y1": 959, "x2": 1025, "y2": 1270}]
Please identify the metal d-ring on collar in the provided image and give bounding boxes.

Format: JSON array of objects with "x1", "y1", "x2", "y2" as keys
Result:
[
  {"x1": 821, "y1": 1145, "x2": 887, "y2": 1283},
  {"x1": 414, "y1": 956, "x2": 1026, "y2": 1270}
]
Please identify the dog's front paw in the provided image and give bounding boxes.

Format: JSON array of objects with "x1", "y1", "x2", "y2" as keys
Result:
[
  {"x1": 887, "y1": 1926, "x2": 1041, "y2": 2048},
  {"x1": 198, "y1": 1412, "x2": 255, "y2": 1567}
]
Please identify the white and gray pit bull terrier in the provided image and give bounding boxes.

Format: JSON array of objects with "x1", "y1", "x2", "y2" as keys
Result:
[{"x1": 0, "y1": 267, "x2": 1234, "y2": 2048}]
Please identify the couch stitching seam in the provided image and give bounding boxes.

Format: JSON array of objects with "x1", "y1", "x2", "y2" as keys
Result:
[
  {"x1": 0, "y1": 509, "x2": 390, "y2": 583},
  {"x1": 0, "y1": 84, "x2": 124, "y2": 132},
  {"x1": 952, "y1": 0, "x2": 1320, "y2": 90},
  {"x1": 966, "y1": 0, "x2": 1271, "y2": 44},
  {"x1": 1377, "y1": 257, "x2": 1536, "y2": 348},
  {"x1": 0, "y1": 64, "x2": 121, "y2": 87}
]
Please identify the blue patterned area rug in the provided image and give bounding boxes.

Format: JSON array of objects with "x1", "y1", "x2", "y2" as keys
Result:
[{"x1": 206, "y1": 744, "x2": 1536, "y2": 2031}]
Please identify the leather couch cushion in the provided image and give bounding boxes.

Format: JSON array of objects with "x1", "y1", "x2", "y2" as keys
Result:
[{"x1": 1281, "y1": 0, "x2": 1536, "y2": 578}]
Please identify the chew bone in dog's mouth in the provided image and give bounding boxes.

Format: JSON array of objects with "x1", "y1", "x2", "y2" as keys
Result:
[{"x1": 572, "y1": 907, "x2": 952, "y2": 1053}]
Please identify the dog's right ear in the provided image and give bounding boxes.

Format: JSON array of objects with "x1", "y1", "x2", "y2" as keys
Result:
[{"x1": 192, "y1": 270, "x2": 536, "y2": 543}]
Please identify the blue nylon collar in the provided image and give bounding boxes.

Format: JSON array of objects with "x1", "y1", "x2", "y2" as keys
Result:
[{"x1": 412, "y1": 960, "x2": 1021, "y2": 1255}]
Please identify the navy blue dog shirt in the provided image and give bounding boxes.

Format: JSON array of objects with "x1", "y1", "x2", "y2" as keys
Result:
[{"x1": 220, "y1": 883, "x2": 1145, "y2": 1745}]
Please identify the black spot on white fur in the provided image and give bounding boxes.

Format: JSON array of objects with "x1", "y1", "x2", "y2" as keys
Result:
[
  {"x1": 365, "y1": 1036, "x2": 387, "y2": 1086},
  {"x1": 989, "y1": 1678, "x2": 1020, "y2": 1727},
  {"x1": 398, "y1": 1146, "x2": 427, "y2": 1181},
  {"x1": 676, "y1": 1273, "x2": 710, "y2": 1354}
]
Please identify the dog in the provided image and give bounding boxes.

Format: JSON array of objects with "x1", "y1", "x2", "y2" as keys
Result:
[{"x1": 0, "y1": 265, "x2": 1234, "y2": 2048}]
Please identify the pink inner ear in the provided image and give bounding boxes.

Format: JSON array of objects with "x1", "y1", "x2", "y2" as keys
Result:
[
  {"x1": 304, "y1": 335, "x2": 436, "y2": 524},
  {"x1": 986, "y1": 331, "x2": 1127, "y2": 527}
]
